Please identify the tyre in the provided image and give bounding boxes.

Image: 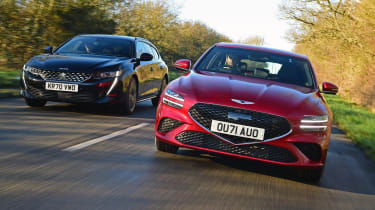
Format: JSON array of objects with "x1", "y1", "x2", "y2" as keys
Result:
[
  {"x1": 155, "y1": 137, "x2": 179, "y2": 154},
  {"x1": 118, "y1": 77, "x2": 137, "y2": 114},
  {"x1": 24, "y1": 98, "x2": 47, "y2": 107},
  {"x1": 152, "y1": 77, "x2": 167, "y2": 107}
]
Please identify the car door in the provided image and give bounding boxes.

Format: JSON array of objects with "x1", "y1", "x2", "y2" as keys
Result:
[
  {"x1": 145, "y1": 43, "x2": 165, "y2": 94},
  {"x1": 140, "y1": 43, "x2": 160, "y2": 98},
  {"x1": 135, "y1": 41, "x2": 154, "y2": 99},
  {"x1": 149, "y1": 45, "x2": 166, "y2": 89}
]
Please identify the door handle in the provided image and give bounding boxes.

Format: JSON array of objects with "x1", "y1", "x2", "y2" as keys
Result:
[
  {"x1": 159, "y1": 65, "x2": 165, "y2": 70},
  {"x1": 150, "y1": 67, "x2": 154, "y2": 71}
]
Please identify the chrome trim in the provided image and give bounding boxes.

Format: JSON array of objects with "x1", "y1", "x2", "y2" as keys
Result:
[
  {"x1": 163, "y1": 97, "x2": 183, "y2": 109},
  {"x1": 22, "y1": 70, "x2": 27, "y2": 90},
  {"x1": 231, "y1": 99, "x2": 254, "y2": 105},
  {"x1": 106, "y1": 77, "x2": 118, "y2": 96},
  {"x1": 137, "y1": 95, "x2": 157, "y2": 103},
  {"x1": 300, "y1": 125, "x2": 327, "y2": 131},
  {"x1": 188, "y1": 103, "x2": 293, "y2": 146},
  {"x1": 301, "y1": 119, "x2": 328, "y2": 123}
]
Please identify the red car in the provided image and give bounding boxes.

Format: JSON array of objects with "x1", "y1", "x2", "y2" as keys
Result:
[{"x1": 155, "y1": 43, "x2": 338, "y2": 181}]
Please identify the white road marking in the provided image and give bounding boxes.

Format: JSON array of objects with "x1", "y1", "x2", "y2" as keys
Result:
[{"x1": 63, "y1": 123, "x2": 150, "y2": 152}]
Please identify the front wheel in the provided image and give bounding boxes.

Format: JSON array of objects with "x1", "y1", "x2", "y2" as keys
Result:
[
  {"x1": 24, "y1": 98, "x2": 47, "y2": 107},
  {"x1": 152, "y1": 78, "x2": 167, "y2": 107},
  {"x1": 118, "y1": 78, "x2": 137, "y2": 114}
]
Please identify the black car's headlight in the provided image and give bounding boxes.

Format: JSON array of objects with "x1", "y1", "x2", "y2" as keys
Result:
[
  {"x1": 163, "y1": 89, "x2": 184, "y2": 109},
  {"x1": 94, "y1": 71, "x2": 120, "y2": 79},
  {"x1": 23, "y1": 65, "x2": 42, "y2": 75},
  {"x1": 300, "y1": 115, "x2": 328, "y2": 132}
]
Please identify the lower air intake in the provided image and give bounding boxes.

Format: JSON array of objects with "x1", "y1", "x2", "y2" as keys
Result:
[{"x1": 175, "y1": 131, "x2": 297, "y2": 163}]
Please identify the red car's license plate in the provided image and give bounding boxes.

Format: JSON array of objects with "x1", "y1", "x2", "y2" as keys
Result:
[{"x1": 211, "y1": 120, "x2": 265, "y2": 141}]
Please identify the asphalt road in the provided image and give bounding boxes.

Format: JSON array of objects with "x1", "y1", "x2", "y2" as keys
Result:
[{"x1": 0, "y1": 98, "x2": 374, "y2": 210}]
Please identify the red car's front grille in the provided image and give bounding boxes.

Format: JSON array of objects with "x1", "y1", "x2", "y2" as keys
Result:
[
  {"x1": 175, "y1": 131, "x2": 297, "y2": 163},
  {"x1": 189, "y1": 103, "x2": 292, "y2": 144}
]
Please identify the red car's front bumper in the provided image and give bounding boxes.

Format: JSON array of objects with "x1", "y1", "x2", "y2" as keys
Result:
[{"x1": 155, "y1": 97, "x2": 330, "y2": 169}]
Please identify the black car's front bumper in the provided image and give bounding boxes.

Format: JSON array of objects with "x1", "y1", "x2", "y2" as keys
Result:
[{"x1": 21, "y1": 71, "x2": 122, "y2": 104}]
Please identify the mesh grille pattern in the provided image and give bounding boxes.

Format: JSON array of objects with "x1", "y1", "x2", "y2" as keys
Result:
[
  {"x1": 189, "y1": 103, "x2": 291, "y2": 144},
  {"x1": 158, "y1": 118, "x2": 184, "y2": 133},
  {"x1": 38, "y1": 70, "x2": 92, "y2": 82},
  {"x1": 27, "y1": 83, "x2": 100, "y2": 103},
  {"x1": 294, "y1": 142, "x2": 321, "y2": 161},
  {"x1": 175, "y1": 131, "x2": 297, "y2": 163}
]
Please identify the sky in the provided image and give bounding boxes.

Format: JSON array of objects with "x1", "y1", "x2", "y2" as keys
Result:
[{"x1": 173, "y1": 0, "x2": 294, "y2": 51}]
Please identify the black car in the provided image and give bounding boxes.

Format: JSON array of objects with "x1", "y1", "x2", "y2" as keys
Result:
[{"x1": 21, "y1": 34, "x2": 168, "y2": 114}]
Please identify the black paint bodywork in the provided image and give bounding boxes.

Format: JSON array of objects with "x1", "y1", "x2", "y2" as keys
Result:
[{"x1": 20, "y1": 34, "x2": 168, "y2": 104}]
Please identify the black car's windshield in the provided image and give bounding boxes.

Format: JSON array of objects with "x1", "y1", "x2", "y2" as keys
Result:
[
  {"x1": 196, "y1": 46, "x2": 315, "y2": 88},
  {"x1": 55, "y1": 36, "x2": 133, "y2": 58}
]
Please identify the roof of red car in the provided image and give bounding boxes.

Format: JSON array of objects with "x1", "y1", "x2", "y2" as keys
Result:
[{"x1": 216, "y1": 43, "x2": 309, "y2": 60}]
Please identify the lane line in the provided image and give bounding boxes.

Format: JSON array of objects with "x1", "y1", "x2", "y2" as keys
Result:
[{"x1": 63, "y1": 123, "x2": 150, "y2": 152}]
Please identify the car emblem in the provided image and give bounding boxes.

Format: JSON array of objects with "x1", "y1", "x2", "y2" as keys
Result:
[
  {"x1": 228, "y1": 112, "x2": 252, "y2": 121},
  {"x1": 59, "y1": 67, "x2": 69, "y2": 71},
  {"x1": 59, "y1": 72, "x2": 66, "y2": 80},
  {"x1": 231, "y1": 99, "x2": 254, "y2": 105}
]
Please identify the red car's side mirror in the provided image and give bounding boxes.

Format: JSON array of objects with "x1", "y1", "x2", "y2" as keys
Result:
[
  {"x1": 322, "y1": 82, "x2": 338, "y2": 95},
  {"x1": 174, "y1": 59, "x2": 191, "y2": 71}
]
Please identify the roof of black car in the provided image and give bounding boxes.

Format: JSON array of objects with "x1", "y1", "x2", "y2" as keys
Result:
[
  {"x1": 78, "y1": 34, "x2": 136, "y2": 41},
  {"x1": 77, "y1": 34, "x2": 155, "y2": 47},
  {"x1": 216, "y1": 43, "x2": 309, "y2": 60}
]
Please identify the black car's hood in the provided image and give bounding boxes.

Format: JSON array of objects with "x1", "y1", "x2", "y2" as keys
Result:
[{"x1": 27, "y1": 54, "x2": 130, "y2": 72}]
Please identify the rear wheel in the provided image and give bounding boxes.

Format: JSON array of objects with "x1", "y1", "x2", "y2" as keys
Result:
[
  {"x1": 24, "y1": 98, "x2": 46, "y2": 107},
  {"x1": 155, "y1": 137, "x2": 179, "y2": 154},
  {"x1": 118, "y1": 78, "x2": 137, "y2": 114},
  {"x1": 152, "y1": 78, "x2": 167, "y2": 107}
]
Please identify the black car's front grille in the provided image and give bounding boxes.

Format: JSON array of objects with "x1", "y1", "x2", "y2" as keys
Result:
[
  {"x1": 175, "y1": 131, "x2": 297, "y2": 163},
  {"x1": 294, "y1": 142, "x2": 321, "y2": 161},
  {"x1": 38, "y1": 70, "x2": 92, "y2": 82},
  {"x1": 27, "y1": 82, "x2": 101, "y2": 103},
  {"x1": 158, "y1": 118, "x2": 184, "y2": 133},
  {"x1": 189, "y1": 103, "x2": 292, "y2": 144}
]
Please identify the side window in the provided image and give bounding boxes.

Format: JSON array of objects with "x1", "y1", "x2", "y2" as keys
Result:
[
  {"x1": 142, "y1": 43, "x2": 153, "y2": 56},
  {"x1": 136, "y1": 42, "x2": 145, "y2": 58},
  {"x1": 150, "y1": 46, "x2": 159, "y2": 60}
]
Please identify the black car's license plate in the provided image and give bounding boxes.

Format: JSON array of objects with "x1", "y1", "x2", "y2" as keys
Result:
[{"x1": 46, "y1": 82, "x2": 78, "y2": 93}]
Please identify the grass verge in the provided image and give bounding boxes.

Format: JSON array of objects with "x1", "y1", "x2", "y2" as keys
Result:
[
  {"x1": 0, "y1": 69, "x2": 20, "y2": 89},
  {"x1": 0, "y1": 89, "x2": 20, "y2": 98},
  {"x1": 168, "y1": 69, "x2": 187, "y2": 82},
  {"x1": 325, "y1": 94, "x2": 375, "y2": 160}
]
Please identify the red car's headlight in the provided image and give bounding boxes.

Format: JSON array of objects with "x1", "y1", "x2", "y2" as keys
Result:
[
  {"x1": 300, "y1": 115, "x2": 328, "y2": 132},
  {"x1": 163, "y1": 89, "x2": 184, "y2": 109}
]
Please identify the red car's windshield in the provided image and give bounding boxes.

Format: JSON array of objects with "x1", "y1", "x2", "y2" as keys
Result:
[{"x1": 196, "y1": 46, "x2": 316, "y2": 89}]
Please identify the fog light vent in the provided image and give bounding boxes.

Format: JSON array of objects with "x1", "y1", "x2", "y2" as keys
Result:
[
  {"x1": 294, "y1": 142, "x2": 321, "y2": 161},
  {"x1": 158, "y1": 118, "x2": 184, "y2": 133}
]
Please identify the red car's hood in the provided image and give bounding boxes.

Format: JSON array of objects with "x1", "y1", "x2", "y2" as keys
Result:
[{"x1": 171, "y1": 71, "x2": 326, "y2": 117}]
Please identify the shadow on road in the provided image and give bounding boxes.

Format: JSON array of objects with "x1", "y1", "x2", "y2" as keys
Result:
[
  {"x1": 26, "y1": 100, "x2": 157, "y2": 119},
  {"x1": 177, "y1": 142, "x2": 375, "y2": 195}
]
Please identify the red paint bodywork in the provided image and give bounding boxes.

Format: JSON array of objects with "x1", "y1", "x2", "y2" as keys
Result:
[
  {"x1": 155, "y1": 43, "x2": 336, "y2": 169},
  {"x1": 174, "y1": 59, "x2": 192, "y2": 70}
]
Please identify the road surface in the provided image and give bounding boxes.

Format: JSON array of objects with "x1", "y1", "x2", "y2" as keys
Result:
[{"x1": 0, "y1": 98, "x2": 374, "y2": 209}]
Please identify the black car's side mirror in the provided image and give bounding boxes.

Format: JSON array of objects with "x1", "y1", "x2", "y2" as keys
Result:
[
  {"x1": 44, "y1": 46, "x2": 53, "y2": 54},
  {"x1": 140, "y1": 53, "x2": 153, "y2": 61}
]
